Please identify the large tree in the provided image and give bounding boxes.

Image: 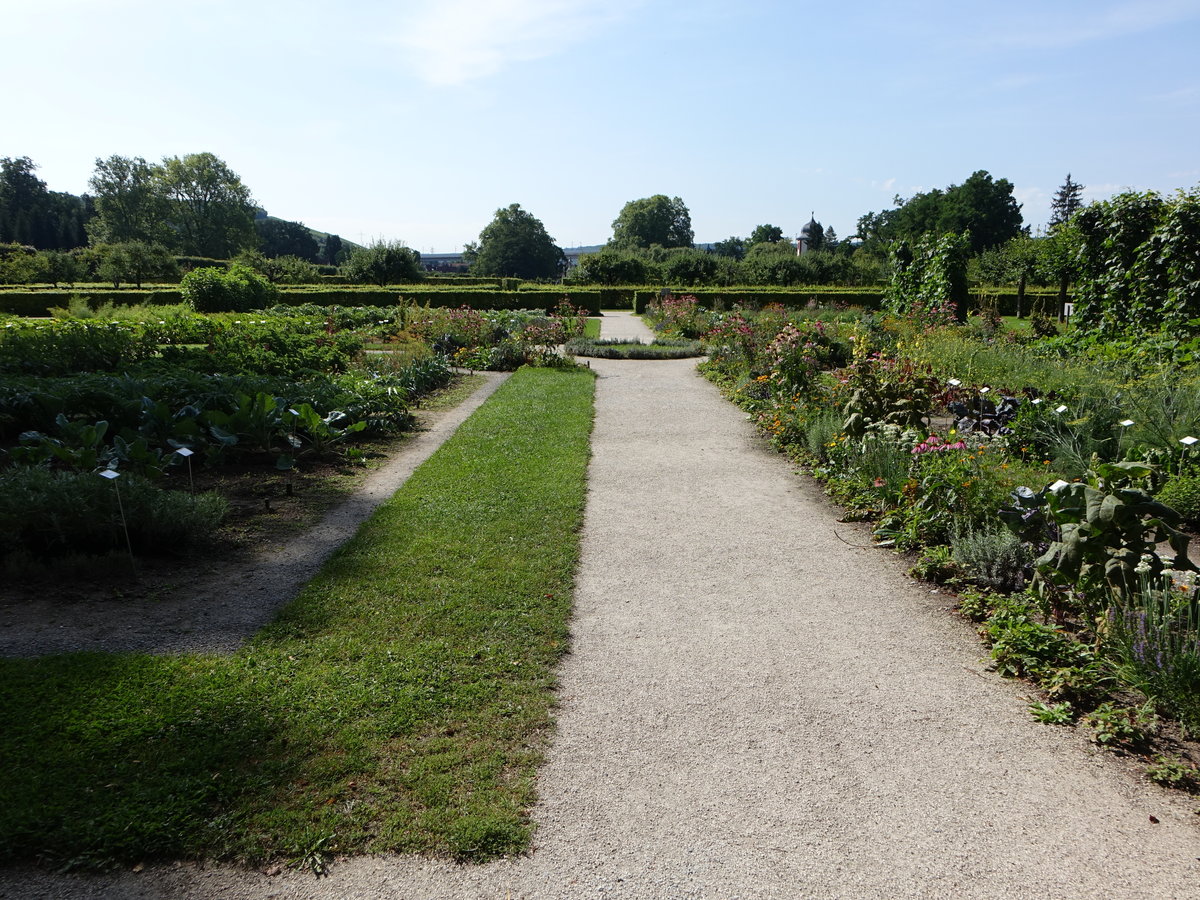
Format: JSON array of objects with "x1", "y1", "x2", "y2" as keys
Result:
[
  {"x1": 749, "y1": 223, "x2": 784, "y2": 245},
  {"x1": 159, "y1": 152, "x2": 256, "y2": 258},
  {"x1": 609, "y1": 195, "x2": 693, "y2": 250},
  {"x1": 469, "y1": 203, "x2": 566, "y2": 279},
  {"x1": 857, "y1": 170, "x2": 1024, "y2": 254},
  {"x1": 87, "y1": 155, "x2": 169, "y2": 245}
]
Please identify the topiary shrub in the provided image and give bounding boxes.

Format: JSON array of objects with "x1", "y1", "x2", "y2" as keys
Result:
[{"x1": 181, "y1": 264, "x2": 279, "y2": 312}]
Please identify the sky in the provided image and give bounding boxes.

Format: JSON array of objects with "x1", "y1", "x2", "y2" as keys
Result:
[{"x1": 5, "y1": 0, "x2": 1200, "y2": 252}]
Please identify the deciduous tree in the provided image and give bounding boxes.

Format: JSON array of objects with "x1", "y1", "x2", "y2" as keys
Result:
[
  {"x1": 87, "y1": 155, "x2": 168, "y2": 246},
  {"x1": 158, "y1": 152, "x2": 256, "y2": 258},
  {"x1": 749, "y1": 223, "x2": 784, "y2": 245},
  {"x1": 469, "y1": 203, "x2": 566, "y2": 279},
  {"x1": 857, "y1": 171, "x2": 1024, "y2": 254},
  {"x1": 609, "y1": 195, "x2": 693, "y2": 250}
]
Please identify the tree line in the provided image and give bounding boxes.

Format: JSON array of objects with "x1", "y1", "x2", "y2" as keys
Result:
[
  {"x1": 2, "y1": 153, "x2": 1097, "y2": 295},
  {"x1": 0, "y1": 154, "x2": 347, "y2": 276}
]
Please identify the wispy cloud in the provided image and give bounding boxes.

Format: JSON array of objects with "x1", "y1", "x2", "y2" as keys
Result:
[{"x1": 391, "y1": 0, "x2": 636, "y2": 86}]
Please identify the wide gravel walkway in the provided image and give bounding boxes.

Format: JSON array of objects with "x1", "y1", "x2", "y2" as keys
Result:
[{"x1": 10, "y1": 312, "x2": 1200, "y2": 898}]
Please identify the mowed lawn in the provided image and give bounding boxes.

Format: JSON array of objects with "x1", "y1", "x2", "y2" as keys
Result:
[{"x1": 0, "y1": 366, "x2": 596, "y2": 871}]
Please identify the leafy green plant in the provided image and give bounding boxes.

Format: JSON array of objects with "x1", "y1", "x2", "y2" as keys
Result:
[
  {"x1": 0, "y1": 468, "x2": 226, "y2": 560},
  {"x1": 1042, "y1": 661, "x2": 1112, "y2": 708},
  {"x1": 1082, "y1": 702, "x2": 1159, "y2": 750},
  {"x1": 16, "y1": 413, "x2": 110, "y2": 470},
  {"x1": 956, "y1": 587, "x2": 994, "y2": 622},
  {"x1": 1157, "y1": 475, "x2": 1200, "y2": 528},
  {"x1": 982, "y1": 594, "x2": 1092, "y2": 678},
  {"x1": 909, "y1": 545, "x2": 963, "y2": 584},
  {"x1": 1001, "y1": 462, "x2": 1195, "y2": 626},
  {"x1": 287, "y1": 403, "x2": 367, "y2": 457},
  {"x1": 885, "y1": 231, "x2": 969, "y2": 327},
  {"x1": 1029, "y1": 700, "x2": 1075, "y2": 725},
  {"x1": 0, "y1": 320, "x2": 159, "y2": 375},
  {"x1": 1145, "y1": 754, "x2": 1200, "y2": 790},
  {"x1": 840, "y1": 334, "x2": 936, "y2": 437}
]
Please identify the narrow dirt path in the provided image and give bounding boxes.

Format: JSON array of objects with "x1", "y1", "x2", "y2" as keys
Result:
[{"x1": 10, "y1": 346, "x2": 1200, "y2": 898}]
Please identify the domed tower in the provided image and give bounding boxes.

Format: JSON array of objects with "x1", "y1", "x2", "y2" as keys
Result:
[{"x1": 796, "y1": 214, "x2": 819, "y2": 256}]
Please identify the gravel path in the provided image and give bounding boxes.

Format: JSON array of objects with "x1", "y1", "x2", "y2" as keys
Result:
[
  {"x1": 7, "y1": 317, "x2": 1200, "y2": 897},
  {"x1": 0, "y1": 372, "x2": 509, "y2": 658}
]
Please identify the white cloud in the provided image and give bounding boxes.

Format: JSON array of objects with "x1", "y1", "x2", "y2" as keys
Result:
[{"x1": 391, "y1": 0, "x2": 636, "y2": 86}]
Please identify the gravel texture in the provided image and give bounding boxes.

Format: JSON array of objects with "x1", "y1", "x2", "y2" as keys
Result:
[
  {"x1": 6, "y1": 314, "x2": 1200, "y2": 897},
  {"x1": 0, "y1": 372, "x2": 509, "y2": 658}
]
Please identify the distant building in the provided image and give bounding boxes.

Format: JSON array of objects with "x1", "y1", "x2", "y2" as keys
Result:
[{"x1": 796, "y1": 216, "x2": 820, "y2": 256}]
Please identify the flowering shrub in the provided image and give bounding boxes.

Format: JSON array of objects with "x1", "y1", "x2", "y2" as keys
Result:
[{"x1": 644, "y1": 293, "x2": 714, "y2": 338}]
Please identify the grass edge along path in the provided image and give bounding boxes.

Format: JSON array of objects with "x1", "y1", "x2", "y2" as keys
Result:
[{"x1": 0, "y1": 366, "x2": 596, "y2": 872}]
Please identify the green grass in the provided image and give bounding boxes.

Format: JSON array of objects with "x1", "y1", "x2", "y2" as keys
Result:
[
  {"x1": 583, "y1": 317, "x2": 601, "y2": 339},
  {"x1": 0, "y1": 366, "x2": 596, "y2": 871}
]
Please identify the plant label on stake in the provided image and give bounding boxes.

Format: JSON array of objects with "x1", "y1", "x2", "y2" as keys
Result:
[
  {"x1": 1055, "y1": 405, "x2": 1068, "y2": 414},
  {"x1": 948, "y1": 378, "x2": 962, "y2": 387},
  {"x1": 176, "y1": 447, "x2": 195, "y2": 493},
  {"x1": 99, "y1": 469, "x2": 136, "y2": 573}
]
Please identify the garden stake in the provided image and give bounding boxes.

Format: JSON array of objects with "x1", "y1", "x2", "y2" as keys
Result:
[
  {"x1": 176, "y1": 446, "x2": 195, "y2": 494},
  {"x1": 99, "y1": 469, "x2": 137, "y2": 574},
  {"x1": 1180, "y1": 436, "x2": 1197, "y2": 476},
  {"x1": 1118, "y1": 419, "x2": 1135, "y2": 461}
]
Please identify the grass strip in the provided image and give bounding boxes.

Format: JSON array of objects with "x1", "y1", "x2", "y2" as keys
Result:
[{"x1": 0, "y1": 366, "x2": 595, "y2": 871}]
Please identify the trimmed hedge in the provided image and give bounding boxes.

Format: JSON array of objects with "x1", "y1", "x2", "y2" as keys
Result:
[
  {"x1": 0, "y1": 288, "x2": 602, "y2": 316},
  {"x1": 0, "y1": 291, "x2": 185, "y2": 316},
  {"x1": 273, "y1": 288, "x2": 602, "y2": 315}
]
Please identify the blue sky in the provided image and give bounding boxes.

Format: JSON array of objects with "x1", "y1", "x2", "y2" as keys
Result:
[{"x1": 6, "y1": 0, "x2": 1200, "y2": 251}]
